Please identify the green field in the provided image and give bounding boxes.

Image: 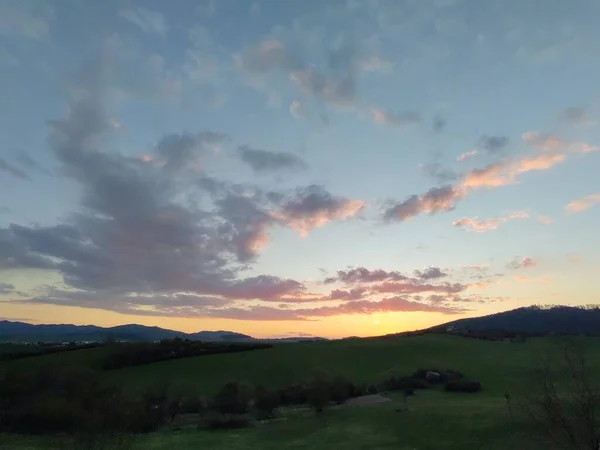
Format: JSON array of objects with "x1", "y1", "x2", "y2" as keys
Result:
[{"x1": 3, "y1": 334, "x2": 600, "y2": 449}]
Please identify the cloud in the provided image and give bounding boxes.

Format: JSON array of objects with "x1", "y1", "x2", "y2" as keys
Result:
[
  {"x1": 327, "y1": 267, "x2": 407, "y2": 284},
  {"x1": 384, "y1": 125, "x2": 598, "y2": 223},
  {"x1": 270, "y1": 185, "x2": 365, "y2": 236},
  {"x1": 507, "y1": 256, "x2": 536, "y2": 270},
  {"x1": 560, "y1": 106, "x2": 595, "y2": 126},
  {"x1": 156, "y1": 132, "x2": 228, "y2": 172},
  {"x1": 420, "y1": 162, "x2": 458, "y2": 183},
  {"x1": 0, "y1": 156, "x2": 30, "y2": 180},
  {"x1": 537, "y1": 215, "x2": 555, "y2": 224},
  {"x1": 479, "y1": 135, "x2": 509, "y2": 154},
  {"x1": 414, "y1": 266, "x2": 449, "y2": 280},
  {"x1": 453, "y1": 211, "x2": 529, "y2": 232},
  {"x1": 328, "y1": 288, "x2": 367, "y2": 300},
  {"x1": 236, "y1": 34, "x2": 367, "y2": 108},
  {"x1": 371, "y1": 108, "x2": 421, "y2": 128},
  {"x1": 432, "y1": 115, "x2": 447, "y2": 133},
  {"x1": 523, "y1": 131, "x2": 598, "y2": 154},
  {"x1": 0, "y1": 0, "x2": 54, "y2": 39},
  {"x1": 119, "y1": 7, "x2": 168, "y2": 35},
  {"x1": 0, "y1": 283, "x2": 15, "y2": 294},
  {"x1": 289, "y1": 100, "x2": 308, "y2": 119},
  {"x1": 238, "y1": 146, "x2": 307, "y2": 173},
  {"x1": 371, "y1": 281, "x2": 465, "y2": 295},
  {"x1": 383, "y1": 185, "x2": 465, "y2": 222},
  {"x1": 456, "y1": 150, "x2": 478, "y2": 162},
  {"x1": 565, "y1": 193, "x2": 600, "y2": 214},
  {"x1": 461, "y1": 153, "x2": 566, "y2": 189}
]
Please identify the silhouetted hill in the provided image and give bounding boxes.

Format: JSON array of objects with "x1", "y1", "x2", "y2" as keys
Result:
[
  {"x1": 0, "y1": 321, "x2": 253, "y2": 343},
  {"x1": 432, "y1": 305, "x2": 600, "y2": 335}
]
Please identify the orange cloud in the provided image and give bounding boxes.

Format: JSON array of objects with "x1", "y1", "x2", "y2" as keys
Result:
[
  {"x1": 271, "y1": 199, "x2": 365, "y2": 237},
  {"x1": 462, "y1": 153, "x2": 566, "y2": 189},
  {"x1": 453, "y1": 211, "x2": 529, "y2": 232},
  {"x1": 565, "y1": 193, "x2": 600, "y2": 213}
]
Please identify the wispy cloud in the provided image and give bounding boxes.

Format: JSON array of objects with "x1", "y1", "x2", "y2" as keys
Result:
[
  {"x1": 565, "y1": 193, "x2": 600, "y2": 213},
  {"x1": 119, "y1": 7, "x2": 168, "y2": 35},
  {"x1": 456, "y1": 150, "x2": 478, "y2": 162},
  {"x1": 371, "y1": 108, "x2": 421, "y2": 128},
  {"x1": 507, "y1": 256, "x2": 537, "y2": 270},
  {"x1": 453, "y1": 211, "x2": 529, "y2": 232}
]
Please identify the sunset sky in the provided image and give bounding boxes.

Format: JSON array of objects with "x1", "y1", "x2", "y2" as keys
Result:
[{"x1": 1, "y1": 0, "x2": 599, "y2": 339}]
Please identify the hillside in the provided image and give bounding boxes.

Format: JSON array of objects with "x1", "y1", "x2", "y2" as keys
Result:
[
  {"x1": 0, "y1": 320, "x2": 253, "y2": 343},
  {"x1": 433, "y1": 305, "x2": 600, "y2": 334}
]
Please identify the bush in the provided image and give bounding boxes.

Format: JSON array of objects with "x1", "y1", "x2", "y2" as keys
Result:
[
  {"x1": 200, "y1": 412, "x2": 251, "y2": 430},
  {"x1": 305, "y1": 370, "x2": 331, "y2": 413},
  {"x1": 178, "y1": 396, "x2": 206, "y2": 414},
  {"x1": 412, "y1": 368, "x2": 464, "y2": 384},
  {"x1": 212, "y1": 381, "x2": 253, "y2": 415},
  {"x1": 330, "y1": 376, "x2": 354, "y2": 404},
  {"x1": 254, "y1": 386, "x2": 280, "y2": 419},
  {"x1": 278, "y1": 384, "x2": 307, "y2": 405},
  {"x1": 444, "y1": 379, "x2": 482, "y2": 393}
]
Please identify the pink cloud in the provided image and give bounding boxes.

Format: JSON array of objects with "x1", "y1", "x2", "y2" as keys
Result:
[
  {"x1": 383, "y1": 185, "x2": 465, "y2": 221},
  {"x1": 453, "y1": 211, "x2": 529, "y2": 232},
  {"x1": 371, "y1": 281, "x2": 465, "y2": 295},
  {"x1": 565, "y1": 193, "x2": 600, "y2": 213},
  {"x1": 523, "y1": 131, "x2": 598, "y2": 154},
  {"x1": 507, "y1": 256, "x2": 537, "y2": 270},
  {"x1": 462, "y1": 153, "x2": 566, "y2": 189},
  {"x1": 456, "y1": 150, "x2": 478, "y2": 162},
  {"x1": 537, "y1": 215, "x2": 555, "y2": 224}
]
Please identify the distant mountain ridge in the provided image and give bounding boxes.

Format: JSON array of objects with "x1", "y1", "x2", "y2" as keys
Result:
[
  {"x1": 432, "y1": 305, "x2": 600, "y2": 335},
  {"x1": 0, "y1": 321, "x2": 254, "y2": 343},
  {"x1": 0, "y1": 320, "x2": 327, "y2": 343}
]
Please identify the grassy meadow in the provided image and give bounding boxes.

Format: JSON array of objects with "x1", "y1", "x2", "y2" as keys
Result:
[{"x1": 2, "y1": 334, "x2": 600, "y2": 449}]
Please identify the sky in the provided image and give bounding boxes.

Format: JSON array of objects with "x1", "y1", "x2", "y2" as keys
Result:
[{"x1": 0, "y1": 0, "x2": 599, "y2": 339}]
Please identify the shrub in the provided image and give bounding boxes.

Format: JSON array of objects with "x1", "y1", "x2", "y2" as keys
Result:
[
  {"x1": 367, "y1": 384, "x2": 379, "y2": 395},
  {"x1": 305, "y1": 370, "x2": 331, "y2": 413},
  {"x1": 444, "y1": 379, "x2": 482, "y2": 393},
  {"x1": 278, "y1": 384, "x2": 307, "y2": 405},
  {"x1": 178, "y1": 396, "x2": 206, "y2": 414},
  {"x1": 330, "y1": 376, "x2": 354, "y2": 404},
  {"x1": 212, "y1": 381, "x2": 253, "y2": 415},
  {"x1": 254, "y1": 386, "x2": 280, "y2": 419},
  {"x1": 201, "y1": 412, "x2": 251, "y2": 430},
  {"x1": 412, "y1": 368, "x2": 463, "y2": 384}
]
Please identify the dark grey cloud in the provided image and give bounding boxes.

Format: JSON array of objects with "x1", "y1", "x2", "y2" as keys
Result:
[
  {"x1": 421, "y1": 162, "x2": 459, "y2": 183},
  {"x1": 237, "y1": 34, "x2": 361, "y2": 107},
  {"x1": 0, "y1": 283, "x2": 15, "y2": 294},
  {"x1": 156, "y1": 131, "x2": 229, "y2": 172},
  {"x1": 0, "y1": 156, "x2": 30, "y2": 180},
  {"x1": 414, "y1": 266, "x2": 449, "y2": 280},
  {"x1": 432, "y1": 115, "x2": 447, "y2": 133},
  {"x1": 560, "y1": 106, "x2": 589, "y2": 125},
  {"x1": 238, "y1": 146, "x2": 307, "y2": 173},
  {"x1": 479, "y1": 135, "x2": 509, "y2": 154},
  {"x1": 329, "y1": 267, "x2": 407, "y2": 284},
  {"x1": 383, "y1": 185, "x2": 465, "y2": 222},
  {"x1": 272, "y1": 185, "x2": 365, "y2": 235},
  {"x1": 15, "y1": 151, "x2": 51, "y2": 175}
]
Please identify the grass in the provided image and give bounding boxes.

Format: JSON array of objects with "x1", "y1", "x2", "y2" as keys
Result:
[{"x1": 2, "y1": 334, "x2": 600, "y2": 449}]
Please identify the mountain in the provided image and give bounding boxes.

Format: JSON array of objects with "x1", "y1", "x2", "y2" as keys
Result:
[
  {"x1": 0, "y1": 321, "x2": 253, "y2": 343},
  {"x1": 432, "y1": 306, "x2": 600, "y2": 335}
]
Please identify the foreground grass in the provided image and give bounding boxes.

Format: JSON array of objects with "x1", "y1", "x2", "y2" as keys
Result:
[
  {"x1": 3, "y1": 334, "x2": 599, "y2": 449},
  {"x1": 10, "y1": 334, "x2": 599, "y2": 397},
  {"x1": 0, "y1": 390, "x2": 544, "y2": 450}
]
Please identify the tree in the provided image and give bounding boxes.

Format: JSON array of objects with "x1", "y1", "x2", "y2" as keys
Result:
[
  {"x1": 212, "y1": 381, "x2": 253, "y2": 415},
  {"x1": 522, "y1": 339, "x2": 600, "y2": 450},
  {"x1": 254, "y1": 385, "x2": 280, "y2": 419},
  {"x1": 305, "y1": 369, "x2": 331, "y2": 414}
]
